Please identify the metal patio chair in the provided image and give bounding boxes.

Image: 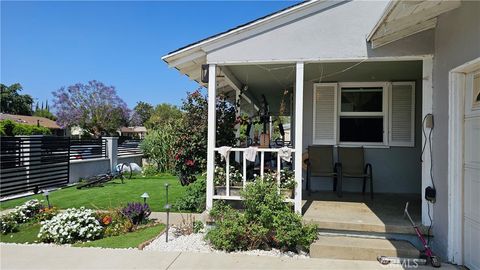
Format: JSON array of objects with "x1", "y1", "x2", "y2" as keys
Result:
[
  {"x1": 305, "y1": 145, "x2": 342, "y2": 197},
  {"x1": 337, "y1": 146, "x2": 373, "y2": 199}
]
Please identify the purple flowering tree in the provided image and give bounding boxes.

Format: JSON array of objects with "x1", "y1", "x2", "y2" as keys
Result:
[{"x1": 52, "y1": 80, "x2": 130, "y2": 137}]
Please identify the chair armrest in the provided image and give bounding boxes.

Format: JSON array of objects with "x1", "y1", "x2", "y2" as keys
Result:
[{"x1": 364, "y1": 163, "x2": 372, "y2": 175}]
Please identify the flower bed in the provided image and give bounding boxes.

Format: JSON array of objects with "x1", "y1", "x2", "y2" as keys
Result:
[
  {"x1": 38, "y1": 208, "x2": 103, "y2": 244},
  {"x1": 1, "y1": 199, "x2": 164, "y2": 248}
]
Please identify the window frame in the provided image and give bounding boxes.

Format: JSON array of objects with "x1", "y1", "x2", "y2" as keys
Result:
[{"x1": 336, "y1": 82, "x2": 389, "y2": 147}]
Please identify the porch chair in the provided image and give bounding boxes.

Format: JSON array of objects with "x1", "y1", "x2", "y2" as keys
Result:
[
  {"x1": 337, "y1": 146, "x2": 373, "y2": 199},
  {"x1": 305, "y1": 145, "x2": 342, "y2": 197}
]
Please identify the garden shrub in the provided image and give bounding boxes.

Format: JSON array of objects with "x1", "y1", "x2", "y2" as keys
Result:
[
  {"x1": 174, "y1": 177, "x2": 206, "y2": 213},
  {"x1": 9, "y1": 199, "x2": 44, "y2": 223},
  {"x1": 206, "y1": 180, "x2": 317, "y2": 253},
  {"x1": 0, "y1": 119, "x2": 51, "y2": 136},
  {"x1": 120, "y1": 203, "x2": 151, "y2": 225},
  {"x1": 141, "y1": 125, "x2": 176, "y2": 173},
  {"x1": 0, "y1": 215, "x2": 19, "y2": 234},
  {"x1": 193, "y1": 220, "x2": 204, "y2": 233},
  {"x1": 141, "y1": 164, "x2": 160, "y2": 177},
  {"x1": 36, "y1": 207, "x2": 60, "y2": 222},
  {"x1": 38, "y1": 207, "x2": 103, "y2": 244},
  {"x1": 173, "y1": 89, "x2": 208, "y2": 185},
  {"x1": 97, "y1": 210, "x2": 133, "y2": 237}
]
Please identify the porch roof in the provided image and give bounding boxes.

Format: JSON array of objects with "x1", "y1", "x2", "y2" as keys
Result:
[
  {"x1": 367, "y1": 0, "x2": 461, "y2": 49},
  {"x1": 161, "y1": 0, "x2": 343, "y2": 83}
]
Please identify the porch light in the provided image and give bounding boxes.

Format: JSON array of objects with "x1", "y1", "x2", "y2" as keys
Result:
[
  {"x1": 141, "y1": 192, "x2": 149, "y2": 204},
  {"x1": 201, "y1": 64, "x2": 209, "y2": 83},
  {"x1": 43, "y1": 190, "x2": 51, "y2": 208}
]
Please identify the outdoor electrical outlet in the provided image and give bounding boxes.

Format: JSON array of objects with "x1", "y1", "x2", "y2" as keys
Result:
[{"x1": 425, "y1": 114, "x2": 434, "y2": 129}]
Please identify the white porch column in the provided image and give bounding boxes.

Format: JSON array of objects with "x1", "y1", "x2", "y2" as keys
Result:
[
  {"x1": 206, "y1": 64, "x2": 217, "y2": 210},
  {"x1": 294, "y1": 62, "x2": 304, "y2": 214},
  {"x1": 421, "y1": 57, "x2": 433, "y2": 226}
]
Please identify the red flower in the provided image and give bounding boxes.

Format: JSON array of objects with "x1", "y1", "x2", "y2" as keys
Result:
[
  {"x1": 185, "y1": 159, "x2": 195, "y2": 166},
  {"x1": 102, "y1": 215, "x2": 112, "y2": 225}
]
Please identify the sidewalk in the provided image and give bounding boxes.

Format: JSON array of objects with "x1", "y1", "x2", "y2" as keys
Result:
[{"x1": 1, "y1": 244, "x2": 458, "y2": 270}]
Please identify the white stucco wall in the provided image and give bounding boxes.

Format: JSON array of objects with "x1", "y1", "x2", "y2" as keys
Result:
[
  {"x1": 430, "y1": 1, "x2": 480, "y2": 259},
  {"x1": 207, "y1": 0, "x2": 434, "y2": 64}
]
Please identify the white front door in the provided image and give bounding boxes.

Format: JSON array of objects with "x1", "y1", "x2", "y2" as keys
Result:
[{"x1": 463, "y1": 70, "x2": 480, "y2": 270}]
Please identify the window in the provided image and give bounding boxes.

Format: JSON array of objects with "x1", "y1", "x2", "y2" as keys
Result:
[
  {"x1": 339, "y1": 86, "x2": 385, "y2": 143},
  {"x1": 312, "y1": 82, "x2": 415, "y2": 147}
]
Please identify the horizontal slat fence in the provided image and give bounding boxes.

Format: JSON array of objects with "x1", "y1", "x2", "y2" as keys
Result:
[
  {"x1": 0, "y1": 136, "x2": 70, "y2": 197},
  {"x1": 70, "y1": 138, "x2": 107, "y2": 160},
  {"x1": 118, "y1": 139, "x2": 142, "y2": 157}
]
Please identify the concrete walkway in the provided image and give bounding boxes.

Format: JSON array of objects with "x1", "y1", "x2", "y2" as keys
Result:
[{"x1": 1, "y1": 244, "x2": 458, "y2": 270}]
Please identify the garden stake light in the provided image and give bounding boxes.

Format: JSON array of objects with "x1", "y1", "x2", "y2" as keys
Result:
[
  {"x1": 43, "y1": 190, "x2": 51, "y2": 208},
  {"x1": 164, "y1": 183, "x2": 170, "y2": 242},
  {"x1": 141, "y1": 192, "x2": 149, "y2": 204}
]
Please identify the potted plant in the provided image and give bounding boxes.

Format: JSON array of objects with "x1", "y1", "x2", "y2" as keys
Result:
[
  {"x1": 229, "y1": 168, "x2": 243, "y2": 196},
  {"x1": 280, "y1": 169, "x2": 296, "y2": 199},
  {"x1": 214, "y1": 166, "x2": 244, "y2": 196},
  {"x1": 214, "y1": 166, "x2": 226, "y2": 196}
]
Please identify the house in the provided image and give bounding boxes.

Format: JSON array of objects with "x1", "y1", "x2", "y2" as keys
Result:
[
  {"x1": 162, "y1": 0, "x2": 479, "y2": 266},
  {"x1": 0, "y1": 113, "x2": 65, "y2": 136},
  {"x1": 117, "y1": 126, "x2": 147, "y2": 139}
]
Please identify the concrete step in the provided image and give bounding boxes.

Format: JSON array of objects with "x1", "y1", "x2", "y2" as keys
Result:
[{"x1": 310, "y1": 235, "x2": 420, "y2": 261}]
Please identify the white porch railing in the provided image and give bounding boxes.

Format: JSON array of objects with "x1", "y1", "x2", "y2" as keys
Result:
[{"x1": 212, "y1": 147, "x2": 296, "y2": 203}]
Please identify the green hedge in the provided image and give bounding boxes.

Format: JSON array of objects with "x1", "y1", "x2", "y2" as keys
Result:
[{"x1": 0, "y1": 119, "x2": 52, "y2": 136}]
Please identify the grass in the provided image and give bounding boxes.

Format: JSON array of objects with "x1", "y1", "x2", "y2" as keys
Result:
[
  {"x1": 0, "y1": 174, "x2": 189, "y2": 212},
  {"x1": 0, "y1": 223, "x2": 41, "y2": 244},
  {"x1": 0, "y1": 222, "x2": 166, "y2": 249},
  {"x1": 74, "y1": 223, "x2": 166, "y2": 249}
]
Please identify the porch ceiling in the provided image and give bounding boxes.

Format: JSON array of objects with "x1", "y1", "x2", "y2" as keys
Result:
[{"x1": 225, "y1": 60, "x2": 422, "y2": 113}]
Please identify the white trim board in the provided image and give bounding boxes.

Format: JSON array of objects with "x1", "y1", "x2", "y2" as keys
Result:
[{"x1": 447, "y1": 57, "x2": 480, "y2": 265}]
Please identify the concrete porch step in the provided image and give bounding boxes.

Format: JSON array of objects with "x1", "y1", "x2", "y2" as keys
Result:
[{"x1": 310, "y1": 235, "x2": 420, "y2": 261}]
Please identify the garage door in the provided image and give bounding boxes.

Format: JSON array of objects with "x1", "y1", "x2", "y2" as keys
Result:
[{"x1": 464, "y1": 70, "x2": 480, "y2": 270}]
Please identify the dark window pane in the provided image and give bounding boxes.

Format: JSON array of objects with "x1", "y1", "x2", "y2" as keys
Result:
[
  {"x1": 340, "y1": 117, "x2": 383, "y2": 142},
  {"x1": 341, "y1": 88, "x2": 383, "y2": 112}
]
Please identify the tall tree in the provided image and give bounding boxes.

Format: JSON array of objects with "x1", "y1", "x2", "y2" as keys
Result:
[
  {"x1": 131, "y1": 101, "x2": 153, "y2": 126},
  {"x1": 0, "y1": 83, "x2": 34, "y2": 115},
  {"x1": 145, "y1": 103, "x2": 183, "y2": 129},
  {"x1": 52, "y1": 80, "x2": 130, "y2": 137}
]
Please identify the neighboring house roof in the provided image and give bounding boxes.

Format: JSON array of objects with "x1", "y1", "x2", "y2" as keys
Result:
[
  {"x1": 119, "y1": 126, "x2": 147, "y2": 133},
  {"x1": 0, "y1": 113, "x2": 61, "y2": 129},
  {"x1": 367, "y1": 0, "x2": 461, "y2": 48}
]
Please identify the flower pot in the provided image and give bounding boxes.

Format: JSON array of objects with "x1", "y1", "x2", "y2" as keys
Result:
[
  {"x1": 280, "y1": 188, "x2": 294, "y2": 199},
  {"x1": 230, "y1": 186, "x2": 242, "y2": 196},
  {"x1": 215, "y1": 186, "x2": 226, "y2": 196}
]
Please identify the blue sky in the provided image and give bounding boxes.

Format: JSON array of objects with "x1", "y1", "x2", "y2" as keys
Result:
[{"x1": 1, "y1": 1, "x2": 298, "y2": 109}]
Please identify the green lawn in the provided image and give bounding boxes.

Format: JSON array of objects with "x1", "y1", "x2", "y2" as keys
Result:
[
  {"x1": 74, "y1": 223, "x2": 165, "y2": 249},
  {"x1": 0, "y1": 223, "x2": 165, "y2": 249},
  {"x1": 0, "y1": 223, "x2": 41, "y2": 244},
  {"x1": 0, "y1": 174, "x2": 187, "y2": 212}
]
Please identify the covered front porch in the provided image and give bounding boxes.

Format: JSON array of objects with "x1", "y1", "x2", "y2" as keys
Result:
[{"x1": 204, "y1": 58, "x2": 431, "y2": 227}]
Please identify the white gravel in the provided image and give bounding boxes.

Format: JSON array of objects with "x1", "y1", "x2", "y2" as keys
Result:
[{"x1": 144, "y1": 228, "x2": 309, "y2": 259}]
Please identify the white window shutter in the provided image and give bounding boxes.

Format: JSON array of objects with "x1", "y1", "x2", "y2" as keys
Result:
[
  {"x1": 313, "y1": 83, "x2": 337, "y2": 145},
  {"x1": 389, "y1": 82, "x2": 415, "y2": 147}
]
